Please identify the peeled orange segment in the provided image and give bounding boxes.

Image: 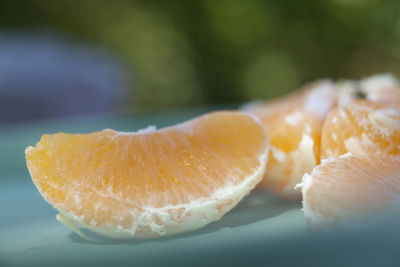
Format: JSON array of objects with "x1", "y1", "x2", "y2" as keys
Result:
[
  {"x1": 366, "y1": 87, "x2": 400, "y2": 106},
  {"x1": 335, "y1": 80, "x2": 359, "y2": 107},
  {"x1": 300, "y1": 154, "x2": 400, "y2": 232},
  {"x1": 243, "y1": 80, "x2": 337, "y2": 200},
  {"x1": 360, "y1": 73, "x2": 400, "y2": 106},
  {"x1": 320, "y1": 100, "x2": 400, "y2": 160},
  {"x1": 25, "y1": 111, "x2": 269, "y2": 239}
]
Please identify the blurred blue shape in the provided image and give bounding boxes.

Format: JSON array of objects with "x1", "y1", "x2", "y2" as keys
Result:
[{"x1": 0, "y1": 30, "x2": 130, "y2": 122}]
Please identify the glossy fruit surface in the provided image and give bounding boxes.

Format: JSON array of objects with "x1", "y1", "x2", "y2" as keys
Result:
[{"x1": 26, "y1": 111, "x2": 269, "y2": 239}]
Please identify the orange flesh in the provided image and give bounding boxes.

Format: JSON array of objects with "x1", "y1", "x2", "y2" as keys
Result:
[
  {"x1": 303, "y1": 154, "x2": 400, "y2": 231},
  {"x1": 245, "y1": 81, "x2": 337, "y2": 199},
  {"x1": 258, "y1": 107, "x2": 322, "y2": 159},
  {"x1": 26, "y1": 112, "x2": 268, "y2": 229},
  {"x1": 251, "y1": 106, "x2": 322, "y2": 193},
  {"x1": 321, "y1": 100, "x2": 400, "y2": 160}
]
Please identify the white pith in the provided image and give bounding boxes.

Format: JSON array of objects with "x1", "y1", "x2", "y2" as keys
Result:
[
  {"x1": 360, "y1": 73, "x2": 399, "y2": 95},
  {"x1": 114, "y1": 125, "x2": 157, "y2": 135},
  {"x1": 303, "y1": 81, "x2": 336, "y2": 119},
  {"x1": 336, "y1": 79, "x2": 358, "y2": 107},
  {"x1": 263, "y1": 133, "x2": 316, "y2": 199},
  {"x1": 285, "y1": 134, "x2": 316, "y2": 195}
]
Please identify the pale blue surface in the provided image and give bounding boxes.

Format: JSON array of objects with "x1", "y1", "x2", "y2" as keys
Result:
[{"x1": 0, "y1": 180, "x2": 304, "y2": 267}]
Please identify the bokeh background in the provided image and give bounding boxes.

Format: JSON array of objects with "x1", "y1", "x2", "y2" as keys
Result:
[
  {"x1": 2, "y1": 2, "x2": 400, "y2": 266},
  {"x1": 1, "y1": 0, "x2": 400, "y2": 122}
]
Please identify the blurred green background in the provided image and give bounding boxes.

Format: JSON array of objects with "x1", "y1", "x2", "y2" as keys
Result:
[{"x1": 1, "y1": 0, "x2": 400, "y2": 112}]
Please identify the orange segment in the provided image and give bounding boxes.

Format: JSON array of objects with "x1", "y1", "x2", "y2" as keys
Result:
[
  {"x1": 321, "y1": 100, "x2": 400, "y2": 160},
  {"x1": 244, "y1": 80, "x2": 337, "y2": 200},
  {"x1": 360, "y1": 73, "x2": 400, "y2": 106},
  {"x1": 336, "y1": 80, "x2": 359, "y2": 107},
  {"x1": 301, "y1": 154, "x2": 400, "y2": 232},
  {"x1": 364, "y1": 86, "x2": 400, "y2": 107},
  {"x1": 25, "y1": 111, "x2": 269, "y2": 239}
]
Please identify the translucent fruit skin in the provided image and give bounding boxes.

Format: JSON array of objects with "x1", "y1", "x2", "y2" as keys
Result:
[
  {"x1": 245, "y1": 80, "x2": 337, "y2": 200},
  {"x1": 321, "y1": 100, "x2": 400, "y2": 160},
  {"x1": 25, "y1": 111, "x2": 269, "y2": 239},
  {"x1": 302, "y1": 154, "x2": 400, "y2": 232}
]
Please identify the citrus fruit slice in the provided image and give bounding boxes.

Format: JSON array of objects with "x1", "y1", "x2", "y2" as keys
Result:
[
  {"x1": 300, "y1": 154, "x2": 400, "y2": 232},
  {"x1": 320, "y1": 100, "x2": 400, "y2": 160},
  {"x1": 360, "y1": 73, "x2": 400, "y2": 106},
  {"x1": 25, "y1": 111, "x2": 269, "y2": 239},
  {"x1": 336, "y1": 79, "x2": 359, "y2": 107},
  {"x1": 243, "y1": 80, "x2": 337, "y2": 200}
]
